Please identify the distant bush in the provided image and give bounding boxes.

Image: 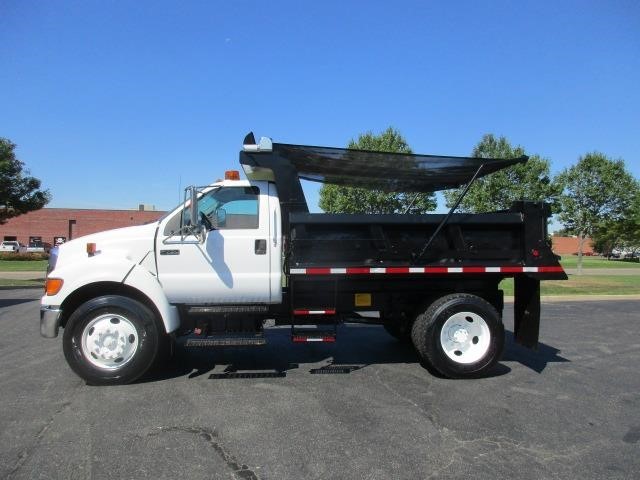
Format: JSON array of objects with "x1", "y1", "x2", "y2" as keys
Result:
[{"x1": 0, "y1": 252, "x2": 49, "y2": 261}]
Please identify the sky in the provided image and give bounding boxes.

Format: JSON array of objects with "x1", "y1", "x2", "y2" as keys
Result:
[{"x1": 1, "y1": 0, "x2": 639, "y2": 217}]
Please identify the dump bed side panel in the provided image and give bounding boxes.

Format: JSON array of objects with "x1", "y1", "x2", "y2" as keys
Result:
[{"x1": 289, "y1": 202, "x2": 564, "y2": 279}]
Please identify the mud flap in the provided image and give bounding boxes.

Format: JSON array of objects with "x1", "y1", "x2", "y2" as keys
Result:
[{"x1": 514, "y1": 275, "x2": 540, "y2": 349}]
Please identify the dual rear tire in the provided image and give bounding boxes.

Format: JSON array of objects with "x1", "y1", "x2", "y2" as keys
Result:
[{"x1": 411, "y1": 293, "x2": 504, "y2": 379}]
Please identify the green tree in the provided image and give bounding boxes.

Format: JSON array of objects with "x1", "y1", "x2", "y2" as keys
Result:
[
  {"x1": 319, "y1": 127, "x2": 436, "y2": 214},
  {"x1": 592, "y1": 189, "x2": 640, "y2": 258},
  {"x1": 443, "y1": 134, "x2": 560, "y2": 212},
  {"x1": 557, "y1": 152, "x2": 638, "y2": 273},
  {"x1": 0, "y1": 138, "x2": 50, "y2": 224}
]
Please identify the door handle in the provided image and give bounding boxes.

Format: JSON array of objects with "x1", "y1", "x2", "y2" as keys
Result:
[{"x1": 255, "y1": 239, "x2": 267, "y2": 255}]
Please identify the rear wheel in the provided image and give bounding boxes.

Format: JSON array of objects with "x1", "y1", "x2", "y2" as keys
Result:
[
  {"x1": 411, "y1": 293, "x2": 504, "y2": 379},
  {"x1": 63, "y1": 295, "x2": 162, "y2": 385}
]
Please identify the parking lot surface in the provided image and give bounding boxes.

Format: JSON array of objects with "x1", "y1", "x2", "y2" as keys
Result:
[{"x1": 1, "y1": 289, "x2": 639, "y2": 479}]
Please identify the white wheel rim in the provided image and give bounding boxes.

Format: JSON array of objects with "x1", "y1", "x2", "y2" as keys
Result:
[
  {"x1": 439, "y1": 311, "x2": 491, "y2": 364},
  {"x1": 81, "y1": 314, "x2": 139, "y2": 370}
]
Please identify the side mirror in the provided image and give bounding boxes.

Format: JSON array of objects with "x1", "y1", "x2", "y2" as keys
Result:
[{"x1": 189, "y1": 186, "x2": 198, "y2": 229}]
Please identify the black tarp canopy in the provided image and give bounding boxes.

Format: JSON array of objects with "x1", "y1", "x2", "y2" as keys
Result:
[
  {"x1": 240, "y1": 134, "x2": 530, "y2": 214},
  {"x1": 272, "y1": 143, "x2": 528, "y2": 193}
]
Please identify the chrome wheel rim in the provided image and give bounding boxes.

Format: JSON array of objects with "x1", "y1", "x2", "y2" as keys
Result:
[
  {"x1": 439, "y1": 311, "x2": 491, "y2": 364},
  {"x1": 81, "y1": 314, "x2": 139, "y2": 370}
]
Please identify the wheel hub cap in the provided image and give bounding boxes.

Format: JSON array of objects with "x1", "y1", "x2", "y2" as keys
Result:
[
  {"x1": 439, "y1": 312, "x2": 491, "y2": 364},
  {"x1": 81, "y1": 314, "x2": 139, "y2": 370},
  {"x1": 452, "y1": 328, "x2": 468, "y2": 343}
]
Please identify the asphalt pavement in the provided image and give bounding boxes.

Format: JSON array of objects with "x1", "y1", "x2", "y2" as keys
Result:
[{"x1": 1, "y1": 289, "x2": 639, "y2": 480}]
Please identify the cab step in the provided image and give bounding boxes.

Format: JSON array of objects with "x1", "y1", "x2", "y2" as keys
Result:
[
  {"x1": 184, "y1": 333, "x2": 266, "y2": 347},
  {"x1": 291, "y1": 307, "x2": 338, "y2": 342},
  {"x1": 291, "y1": 330, "x2": 336, "y2": 343}
]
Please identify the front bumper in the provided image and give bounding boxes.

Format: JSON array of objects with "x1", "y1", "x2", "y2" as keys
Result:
[{"x1": 40, "y1": 306, "x2": 62, "y2": 338}]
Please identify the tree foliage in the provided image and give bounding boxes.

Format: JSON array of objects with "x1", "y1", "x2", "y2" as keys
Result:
[
  {"x1": 319, "y1": 127, "x2": 436, "y2": 214},
  {"x1": 443, "y1": 134, "x2": 560, "y2": 213},
  {"x1": 557, "y1": 152, "x2": 638, "y2": 271},
  {"x1": 591, "y1": 188, "x2": 640, "y2": 257},
  {"x1": 0, "y1": 138, "x2": 50, "y2": 224}
]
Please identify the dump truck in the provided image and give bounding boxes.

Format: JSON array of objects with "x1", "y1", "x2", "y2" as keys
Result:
[{"x1": 40, "y1": 133, "x2": 566, "y2": 384}]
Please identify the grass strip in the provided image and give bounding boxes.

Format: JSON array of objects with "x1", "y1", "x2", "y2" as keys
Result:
[
  {"x1": 500, "y1": 275, "x2": 640, "y2": 296},
  {"x1": 0, "y1": 260, "x2": 48, "y2": 272},
  {"x1": 559, "y1": 257, "x2": 639, "y2": 269}
]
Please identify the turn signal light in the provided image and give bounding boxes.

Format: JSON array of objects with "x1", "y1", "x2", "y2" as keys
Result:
[
  {"x1": 225, "y1": 170, "x2": 240, "y2": 181},
  {"x1": 86, "y1": 243, "x2": 97, "y2": 256},
  {"x1": 45, "y1": 278, "x2": 64, "y2": 296}
]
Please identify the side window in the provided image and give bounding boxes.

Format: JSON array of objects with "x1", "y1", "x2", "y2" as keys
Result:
[{"x1": 199, "y1": 186, "x2": 259, "y2": 230}]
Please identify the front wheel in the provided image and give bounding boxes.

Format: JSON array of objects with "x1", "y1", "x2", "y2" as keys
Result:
[
  {"x1": 63, "y1": 295, "x2": 162, "y2": 385},
  {"x1": 411, "y1": 293, "x2": 504, "y2": 379}
]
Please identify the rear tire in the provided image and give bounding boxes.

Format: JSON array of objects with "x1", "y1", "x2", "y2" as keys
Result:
[
  {"x1": 411, "y1": 293, "x2": 504, "y2": 379},
  {"x1": 63, "y1": 295, "x2": 161, "y2": 385}
]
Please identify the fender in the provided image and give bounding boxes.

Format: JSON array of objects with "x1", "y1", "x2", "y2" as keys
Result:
[
  {"x1": 45, "y1": 253, "x2": 136, "y2": 304},
  {"x1": 123, "y1": 264, "x2": 180, "y2": 333},
  {"x1": 43, "y1": 252, "x2": 179, "y2": 334}
]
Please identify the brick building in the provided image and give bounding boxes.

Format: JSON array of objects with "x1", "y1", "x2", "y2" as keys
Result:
[
  {"x1": 0, "y1": 207, "x2": 166, "y2": 248},
  {"x1": 551, "y1": 236, "x2": 595, "y2": 255}
]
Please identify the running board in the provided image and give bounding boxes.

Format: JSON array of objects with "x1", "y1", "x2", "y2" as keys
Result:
[
  {"x1": 185, "y1": 334, "x2": 266, "y2": 347},
  {"x1": 187, "y1": 305, "x2": 269, "y2": 314}
]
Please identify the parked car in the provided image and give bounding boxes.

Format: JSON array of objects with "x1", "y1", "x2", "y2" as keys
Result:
[
  {"x1": 25, "y1": 241, "x2": 51, "y2": 253},
  {"x1": 26, "y1": 243, "x2": 45, "y2": 253},
  {"x1": 0, "y1": 241, "x2": 21, "y2": 252}
]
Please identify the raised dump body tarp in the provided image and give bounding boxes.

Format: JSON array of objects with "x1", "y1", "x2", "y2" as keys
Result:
[
  {"x1": 240, "y1": 135, "x2": 527, "y2": 213},
  {"x1": 274, "y1": 143, "x2": 528, "y2": 193}
]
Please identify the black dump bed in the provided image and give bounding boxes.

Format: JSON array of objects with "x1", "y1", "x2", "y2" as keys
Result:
[
  {"x1": 240, "y1": 134, "x2": 566, "y2": 348},
  {"x1": 289, "y1": 202, "x2": 565, "y2": 280}
]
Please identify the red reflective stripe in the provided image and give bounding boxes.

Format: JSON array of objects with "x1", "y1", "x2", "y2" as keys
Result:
[
  {"x1": 306, "y1": 268, "x2": 331, "y2": 275},
  {"x1": 501, "y1": 266, "x2": 523, "y2": 273},
  {"x1": 462, "y1": 267, "x2": 486, "y2": 273},
  {"x1": 292, "y1": 265, "x2": 564, "y2": 275},
  {"x1": 387, "y1": 267, "x2": 410, "y2": 274},
  {"x1": 538, "y1": 266, "x2": 565, "y2": 273},
  {"x1": 425, "y1": 267, "x2": 448, "y2": 273},
  {"x1": 346, "y1": 267, "x2": 370, "y2": 274}
]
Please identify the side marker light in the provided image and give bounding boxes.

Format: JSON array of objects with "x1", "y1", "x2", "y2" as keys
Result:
[{"x1": 45, "y1": 278, "x2": 64, "y2": 296}]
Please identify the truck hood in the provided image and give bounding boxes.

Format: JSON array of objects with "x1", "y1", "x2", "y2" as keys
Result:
[{"x1": 53, "y1": 222, "x2": 159, "y2": 269}]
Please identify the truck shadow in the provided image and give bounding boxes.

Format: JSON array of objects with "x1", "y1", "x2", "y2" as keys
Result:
[
  {"x1": 502, "y1": 331, "x2": 570, "y2": 373},
  {"x1": 140, "y1": 324, "x2": 570, "y2": 383}
]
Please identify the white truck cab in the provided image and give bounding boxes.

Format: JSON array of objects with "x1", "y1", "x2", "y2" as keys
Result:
[{"x1": 41, "y1": 171, "x2": 282, "y2": 385}]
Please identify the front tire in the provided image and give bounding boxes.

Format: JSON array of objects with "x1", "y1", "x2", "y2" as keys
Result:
[
  {"x1": 411, "y1": 293, "x2": 504, "y2": 379},
  {"x1": 63, "y1": 295, "x2": 161, "y2": 385}
]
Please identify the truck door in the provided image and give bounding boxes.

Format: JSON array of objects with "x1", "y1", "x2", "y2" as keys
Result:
[{"x1": 156, "y1": 181, "x2": 281, "y2": 304}]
